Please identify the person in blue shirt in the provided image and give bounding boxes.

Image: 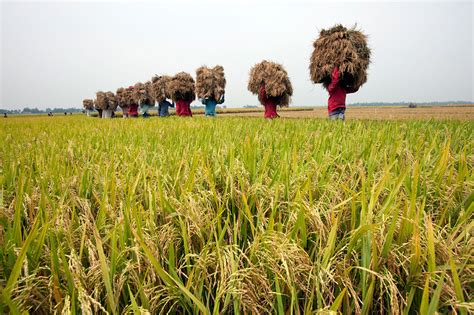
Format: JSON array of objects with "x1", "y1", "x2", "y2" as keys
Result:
[
  {"x1": 158, "y1": 99, "x2": 174, "y2": 117},
  {"x1": 200, "y1": 93, "x2": 225, "y2": 117},
  {"x1": 140, "y1": 98, "x2": 153, "y2": 118}
]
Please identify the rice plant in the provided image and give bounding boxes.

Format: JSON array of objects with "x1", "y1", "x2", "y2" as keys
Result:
[{"x1": 0, "y1": 115, "x2": 472, "y2": 314}]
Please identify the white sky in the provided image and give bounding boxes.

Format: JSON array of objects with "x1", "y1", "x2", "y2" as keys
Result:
[{"x1": 1, "y1": 0, "x2": 473, "y2": 109}]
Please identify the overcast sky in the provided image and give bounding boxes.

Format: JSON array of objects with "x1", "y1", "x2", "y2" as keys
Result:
[{"x1": 1, "y1": 0, "x2": 473, "y2": 109}]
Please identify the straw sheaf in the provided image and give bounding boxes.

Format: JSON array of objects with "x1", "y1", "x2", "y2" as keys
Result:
[
  {"x1": 83, "y1": 99, "x2": 94, "y2": 110},
  {"x1": 115, "y1": 87, "x2": 128, "y2": 109},
  {"x1": 123, "y1": 87, "x2": 136, "y2": 106},
  {"x1": 248, "y1": 60, "x2": 293, "y2": 107},
  {"x1": 195, "y1": 65, "x2": 226, "y2": 100},
  {"x1": 95, "y1": 91, "x2": 118, "y2": 110},
  {"x1": 168, "y1": 72, "x2": 196, "y2": 102},
  {"x1": 144, "y1": 81, "x2": 154, "y2": 106},
  {"x1": 132, "y1": 82, "x2": 153, "y2": 105},
  {"x1": 151, "y1": 75, "x2": 172, "y2": 103},
  {"x1": 309, "y1": 24, "x2": 371, "y2": 89},
  {"x1": 94, "y1": 91, "x2": 107, "y2": 110},
  {"x1": 105, "y1": 91, "x2": 118, "y2": 110}
]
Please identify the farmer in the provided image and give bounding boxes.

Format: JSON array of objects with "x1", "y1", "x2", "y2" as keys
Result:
[
  {"x1": 326, "y1": 67, "x2": 359, "y2": 120},
  {"x1": 258, "y1": 85, "x2": 279, "y2": 119},
  {"x1": 128, "y1": 103, "x2": 139, "y2": 118},
  {"x1": 175, "y1": 99, "x2": 193, "y2": 117},
  {"x1": 127, "y1": 86, "x2": 139, "y2": 118},
  {"x1": 200, "y1": 93, "x2": 225, "y2": 117},
  {"x1": 140, "y1": 98, "x2": 153, "y2": 118},
  {"x1": 158, "y1": 99, "x2": 174, "y2": 117}
]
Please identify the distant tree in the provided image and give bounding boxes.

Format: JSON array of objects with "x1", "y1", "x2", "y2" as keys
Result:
[{"x1": 22, "y1": 107, "x2": 41, "y2": 114}]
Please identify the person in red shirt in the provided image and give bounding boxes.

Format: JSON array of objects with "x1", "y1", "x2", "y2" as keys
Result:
[
  {"x1": 175, "y1": 98, "x2": 193, "y2": 117},
  {"x1": 128, "y1": 103, "x2": 139, "y2": 117},
  {"x1": 326, "y1": 67, "x2": 359, "y2": 120},
  {"x1": 122, "y1": 86, "x2": 138, "y2": 118},
  {"x1": 258, "y1": 84, "x2": 280, "y2": 119}
]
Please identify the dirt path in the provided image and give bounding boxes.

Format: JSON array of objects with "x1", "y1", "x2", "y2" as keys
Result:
[{"x1": 218, "y1": 106, "x2": 474, "y2": 120}]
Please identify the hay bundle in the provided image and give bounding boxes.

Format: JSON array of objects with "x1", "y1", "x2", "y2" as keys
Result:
[
  {"x1": 116, "y1": 87, "x2": 127, "y2": 109},
  {"x1": 195, "y1": 65, "x2": 226, "y2": 100},
  {"x1": 83, "y1": 99, "x2": 94, "y2": 110},
  {"x1": 95, "y1": 91, "x2": 117, "y2": 110},
  {"x1": 144, "y1": 81, "x2": 154, "y2": 106},
  {"x1": 133, "y1": 82, "x2": 153, "y2": 105},
  {"x1": 95, "y1": 91, "x2": 108, "y2": 110},
  {"x1": 309, "y1": 24, "x2": 371, "y2": 89},
  {"x1": 105, "y1": 91, "x2": 117, "y2": 110},
  {"x1": 248, "y1": 60, "x2": 293, "y2": 106},
  {"x1": 132, "y1": 82, "x2": 145, "y2": 103},
  {"x1": 168, "y1": 72, "x2": 196, "y2": 102},
  {"x1": 123, "y1": 86, "x2": 136, "y2": 105},
  {"x1": 151, "y1": 75, "x2": 172, "y2": 102}
]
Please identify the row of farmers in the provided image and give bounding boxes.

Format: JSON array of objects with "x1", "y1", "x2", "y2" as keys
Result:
[
  {"x1": 83, "y1": 68, "x2": 226, "y2": 119},
  {"x1": 83, "y1": 25, "x2": 371, "y2": 120}
]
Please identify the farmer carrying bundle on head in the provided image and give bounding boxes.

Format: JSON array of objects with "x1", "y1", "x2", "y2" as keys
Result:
[
  {"x1": 83, "y1": 99, "x2": 94, "y2": 117},
  {"x1": 94, "y1": 91, "x2": 116, "y2": 118},
  {"x1": 105, "y1": 91, "x2": 118, "y2": 118},
  {"x1": 257, "y1": 84, "x2": 287, "y2": 119},
  {"x1": 151, "y1": 75, "x2": 174, "y2": 117},
  {"x1": 168, "y1": 72, "x2": 195, "y2": 117},
  {"x1": 95, "y1": 91, "x2": 117, "y2": 118},
  {"x1": 125, "y1": 86, "x2": 139, "y2": 118},
  {"x1": 134, "y1": 81, "x2": 154, "y2": 118},
  {"x1": 196, "y1": 65, "x2": 226, "y2": 117},
  {"x1": 309, "y1": 24, "x2": 371, "y2": 120},
  {"x1": 326, "y1": 67, "x2": 360, "y2": 120},
  {"x1": 94, "y1": 93, "x2": 105, "y2": 118},
  {"x1": 158, "y1": 99, "x2": 174, "y2": 117},
  {"x1": 248, "y1": 60, "x2": 293, "y2": 119},
  {"x1": 116, "y1": 88, "x2": 129, "y2": 118},
  {"x1": 143, "y1": 81, "x2": 156, "y2": 118}
]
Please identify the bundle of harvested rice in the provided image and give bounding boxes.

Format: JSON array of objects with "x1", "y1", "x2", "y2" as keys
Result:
[
  {"x1": 83, "y1": 99, "x2": 94, "y2": 110},
  {"x1": 133, "y1": 82, "x2": 154, "y2": 105},
  {"x1": 248, "y1": 60, "x2": 293, "y2": 106},
  {"x1": 168, "y1": 72, "x2": 196, "y2": 102},
  {"x1": 105, "y1": 91, "x2": 117, "y2": 110},
  {"x1": 309, "y1": 24, "x2": 371, "y2": 89},
  {"x1": 123, "y1": 86, "x2": 136, "y2": 105},
  {"x1": 116, "y1": 87, "x2": 127, "y2": 109},
  {"x1": 95, "y1": 91, "x2": 108, "y2": 110},
  {"x1": 195, "y1": 65, "x2": 226, "y2": 100},
  {"x1": 151, "y1": 75, "x2": 172, "y2": 103},
  {"x1": 132, "y1": 82, "x2": 145, "y2": 103},
  {"x1": 144, "y1": 81, "x2": 154, "y2": 106}
]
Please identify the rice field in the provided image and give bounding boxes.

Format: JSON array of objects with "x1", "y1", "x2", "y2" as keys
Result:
[{"x1": 0, "y1": 115, "x2": 473, "y2": 314}]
